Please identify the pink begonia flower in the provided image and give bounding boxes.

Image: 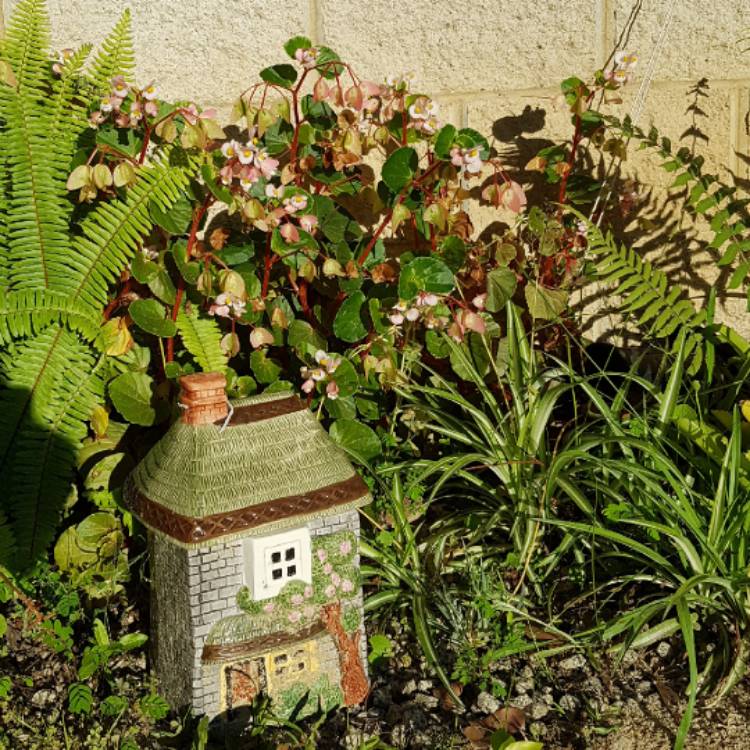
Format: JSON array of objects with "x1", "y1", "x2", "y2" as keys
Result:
[
  {"x1": 255, "y1": 150, "x2": 279, "y2": 178},
  {"x1": 472, "y1": 293, "x2": 487, "y2": 310},
  {"x1": 323, "y1": 562, "x2": 333, "y2": 574},
  {"x1": 221, "y1": 140, "x2": 239, "y2": 159},
  {"x1": 339, "y1": 539, "x2": 352, "y2": 555},
  {"x1": 326, "y1": 381, "x2": 340, "y2": 399},
  {"x1": 288, "y1": 611, "x2": 302, "y2": 623},
  {"x1": 304, "y1": 585, "x2": 313, "y2": 598},
  {"x1": 341, "y1": 579, "x2": 354, "y2": 593},
  {"x1": 209, "y1": 292, "x2": 245, "y2": 319},
  {"x1": 499, "y1": 180, "x2": 527, "y2": 214},
  {"x1": 458, "y1": 309, "x2": 486, "y2": 335},
  {"x1": 389, "y1": 301, "x2": 407, "y2": 326},
  {"x1": 111, "y1": 75, "x2": 129, "y2": 98},
  {"x1": 331, "y1": 572, "x2": 341, "y2": 586},
  {"x1": 415, "y1": 291, "x2": 439, "y2": 307},
  {"x1": 144, "y1": 100, "x2": 158, "y2": 117},
  {"x1": 237, "y1": 143, "x2": 256, "y2": 165},
  {"x1": 265, "y1": 183, "x2": 284, "y2": 199},
  {"x1": 89, "y1": 111, "x2": 106, "y2": 126},
  {"x1": 317, "y1": 549, "x2": 328, "y2": 563},
  {"x1": 284, "y1": 194, "x2": 308, "y2": 213},
  {"x1": 418, "y1": 115, "x2": 441, "y2": 135},
  {"x1": 179, "y1": 102, "x2": 217, "y2": 125},
  {"x1": 52, "y1": 48, "x2": 74, "y2": 76},
  {"x1": 291, "y1": 594, "x2": 304, "y2": 606},
  {"x1": 280, "y1": 222, "x2": 300, "y2": 243},
  {"x1": 300, "y1": 365, "x2": 326, "y2": 382},
  {"x1": 129, "y1": 101, "x2": 143, "y2": 125},
  {"x1": 142, "y1": 82, "x2": 158, "y2": 101},
  {"x1": 299, "y1": 214, "x2": 318, "y2": 233},
  {"x1": 301, "y1": 378, "x2": 316, "y2": 394},
  {"x1": 405, "y1": 307, "x2": 420, "y2": 322},
  {"x1": 250, "y1": 327, "x2": 274, "y2": 348},
  {"x1": 609, "y1": 51, "x2": 638, "y2": 85},
  {"x1": 324, "y1": 584, "x2": 336, "y2": 598},
  {"x1": 263, "y1": 602, "x2": 275, "y2": 614},
  {"x1": 361, "y1": 80, "x2": 383, "y2": 98},
  {"x1": 115, "y1": 112, "x2": 130, "y2": 128},
  {"x1": 240, "y1": 167, "x2": 260, "y2": 192},
  {"x1": 385, "y1": 72, "x2": 413, "y2": 91},
  {"x1": 100, "y1": 96, "x2": 115, "y2": 113},
  {"x1": 294, "y1": 47, "x2": 319, "y2": 69},
  {"x1": 314, "y1": 350, "x2": 341, "y2": 373},
  {"x1": 219, "y1": 164, "x2": 235, "y2": 185},
  {"x1": 451, "y1": 146, "x2": 483, "y2": 174}
]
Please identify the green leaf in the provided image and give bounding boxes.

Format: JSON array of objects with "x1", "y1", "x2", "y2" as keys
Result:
[
  {"x1": 434, "y1": 124, "x2": 456, "y2": 159},
  {"x1": 77, "y1": 512, "x2": 119, "y2": 547},
  {"x1": 456, "y1": 127, "x2": 490, "y2": 159},
  {"x1": 250, "y1": 350, "x2": 282, "y2": 384},
  {"x1": 149, "y1": 192, "x2": 192, "y2": 235},
  {"x1": 0, "y1": 614, "x2": 7, "y2": 639},
  {"x1": 176, "y1": 307, "x2": 228, "y2": 372},
  {"x1": 334, "y1": 291, "x2": 368, "y2": 342},
  {"x1": 108, "y1": 371, "x2": 156, "y2": 426},
  {"x1": 130, "y1": 250, "x2": 159, "y2": 284},
  {"x1": 485, "y1": 268, "x2": 518, "y2": 312},
  {"x1": 382, "y1": 147, "x2": 418, "y2": 193},
  {"x1": 330, "y1": 419, "x2": 381, "y2": 462},
  {"x1": 200, "y1": 163, "x2": 233, "y2": 204},
  {"x1": 284, "y1": 36, "x2": 312, "y2": 58},
  {"x1": 399, "y1": 257, "x2": 455, "y2": 300},
  {"x1": 68, "y1": 683, "x2": 93, "y2": 715},
  {"x1": 260, "y1": 64, "x2": 298, "y2": 88},
  {"x1": 524, "y1": 283, "x2": 568, "y2": 320},
  {"x1": 315, "y1": 46, "x2": 344, "y2": 79},
  {"x1": 331, "y1": 358, "x2": 359, "y2": 399},
  {"x1": 128, "y1": 299, "x2": 177, "y2": 337}
]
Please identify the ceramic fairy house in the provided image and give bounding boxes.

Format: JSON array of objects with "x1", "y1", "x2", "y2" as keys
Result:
[{"x1": 123, "y1": 372, "x2": 371, "y2": 719}]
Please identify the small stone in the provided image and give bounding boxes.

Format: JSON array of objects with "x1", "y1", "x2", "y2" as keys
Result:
[
  {"x1": 559, "y1": 654, "x2": 586, "y2": 672},
  {"x1": 515, "y1": 678, "x2": 534, "y2": 694},
  {"x1": 529, "y1": 721, "x2": 548, "y2": 738},
  {"x1": 475, "y1": 691, "x2": 501, "y2": 714},
  {"x1": 530, "y1": 701, "x2": 549, "y2": 720},
  {"x1": 401, "y1": 678, "x2": 418, "y2": 695},
  {"x1": 656, "y1": 641, "x2": 671, "y2": 658},
  {"x1": 635, "y1": 679, "x2": 652, "y2": 696},
  {"x1": 31, "y1": 689, "x2": 57, "y2": 708},
  {"x1": 417, "y1": 679, "x2": 433, "y2": 692},
  {"x1": 412, "y1": 693, "x2": 439, "y2": 709},
  {"x1": 510, "y1": 693, "x2": 532, "y2": 710},
  {"x1": 559, "y1": 694, "x2": 579, "y2": 713},
  {"x1": 621, "y1": 649, "x2": 638, "y2": 666}
]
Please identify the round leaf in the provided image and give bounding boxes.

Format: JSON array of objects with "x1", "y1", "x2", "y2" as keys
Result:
[
  {"x1": 524, "y1": 283, "x2": 569, "y2": 320},
  {"x1": 109, "y1": 371, "x2": 157, "y2": 426},
  {"x1": 382, "y1": 147, "x2": 418, "y2": 193},
  {"x1": 128, "y1": 299, "x2": 177, "y2": 338},
  {"x1": 250, "y1": 350, "x2": 282, "y2": 384},
  {"x1": 399, "y1": 257, "x2": 455, "y2": 300},
  {"x1": 260, "y1": 64, "x2": 298, "y2": 88},
  {"x1": 333, "y1": 291, "x2": 367, "y2": 343},
  {"x1": 485, "y1": 268, "x2": 518, "y2": 312},
  {"x1": 330, "y1": 419, "x2": 381, "y2": 462},
  {"x1": 434, "y1": 124, "x2": 456, "y2": 159}
]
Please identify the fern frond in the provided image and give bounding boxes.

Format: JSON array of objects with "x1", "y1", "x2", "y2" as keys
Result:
[
  {"x1": 87, "y1": 9, "x2": 135, "y2": 93},
  {"x1": 61, "y1": 153, "x2": 196, "y2": 312},
  {"x1": 0, "y1": 327, "x2": 105, "y2": 563},
  {"x1": 0, "y1": 289, "x2": 99, "y2": 344},
  {"x1": 586, "y1": 223, "x2": 707, "y2": 373},
  {"x1": 176, "y1": 306, "x2": 228, "y2": 372},
  {"x1": 2, "y1": 0, "x2": 50, "y2": 94}
]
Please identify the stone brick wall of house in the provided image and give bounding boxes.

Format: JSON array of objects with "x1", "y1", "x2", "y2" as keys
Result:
[
  {"x1": 4, "y1": 0, "x2": 747, "y2": 332},
  {"x1": 150, "y1": 508, "x2": 367, "y2": 716}
]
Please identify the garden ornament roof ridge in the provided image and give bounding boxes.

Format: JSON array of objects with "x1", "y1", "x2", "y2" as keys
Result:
[{"x1": 123, "y1": 372, "x2": 370, "y2": 544}]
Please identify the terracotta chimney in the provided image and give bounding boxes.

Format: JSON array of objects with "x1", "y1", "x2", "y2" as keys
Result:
[{"x1": 179, "y1": 372, "x2": 228, "y2": 425}]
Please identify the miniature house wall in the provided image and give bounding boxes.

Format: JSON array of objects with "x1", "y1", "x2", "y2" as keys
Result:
[{"x1": 124, "y1": 372, "x2": 370, "y2": 718}]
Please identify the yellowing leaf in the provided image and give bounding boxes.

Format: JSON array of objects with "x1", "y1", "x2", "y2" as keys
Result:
[{"x1": 67, "y1": 164, "x2": 92, "y2": 191}]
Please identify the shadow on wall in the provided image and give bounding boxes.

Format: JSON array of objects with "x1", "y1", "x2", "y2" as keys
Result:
[{"x1": 477, "y1": 80, "x2": 750, "y2": 342}]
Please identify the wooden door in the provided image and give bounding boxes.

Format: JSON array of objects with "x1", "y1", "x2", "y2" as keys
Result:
[{"x1": 225, "y1": 657, "x2": 266, "y2": 710}]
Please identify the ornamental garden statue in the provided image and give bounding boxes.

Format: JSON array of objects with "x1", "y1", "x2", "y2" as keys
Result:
[{"x1": 124, "y1": 372, "x2": 370, "y2": 718}]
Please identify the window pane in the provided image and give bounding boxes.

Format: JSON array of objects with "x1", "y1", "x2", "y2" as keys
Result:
[
  {"x1": 272, "y1": 568, "x2": 282, "y2": 580},
  {"x1": 271, "y1": 551, "x2": 281, "y2": 563},
  {"x1": 285, "y1": 547, "x2": 295, "y2": 561},
  {"x1": 287, "y1": 565, "x2": 296, "y2": 576}
]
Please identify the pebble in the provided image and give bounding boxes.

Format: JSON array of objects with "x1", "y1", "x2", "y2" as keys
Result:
[
  {"x1": 401, "y1": 678, "x2": 418, "y2": 695},
  {"x1": 529, "y1": 721, "x2": 548, "y2": 738},
  {"x1": 510, "y1": 693, "x2": 533, "y2": 710},
  {"x1": 412, "y1": 693, "x2": 439, "y2": 710},
  {"x1": 530, "y1": 701, "x2": 549, "y2": 720},
  {"x1": 475, "y1": 691, "x2": 501, "y2": 714},
  {"x1": 656, "y1": 641, "x2": 671, "y2": 658},
  {"x1": 635, "y1": 679, "x2": 652, "y2": 696},
  {"x1": 417, "y1": 679, "x2": 433, "y2": 692},
  {"x1": 515, "y1": 678, "x2": 535, "y2": 694},
  {"x1": 31, "y1": 689, "x2": 56, "y2": 708},
  {"x1": 559, "y1": 653, "x2": 587, "y2": 672},
  {"x1": 559, "y1": 694, "x2": 579, "y2": 712}
]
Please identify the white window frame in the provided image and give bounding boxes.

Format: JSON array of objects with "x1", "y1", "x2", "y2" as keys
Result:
[{"x1": 243, "y1": 527, "x2": 311, "y2": 600}]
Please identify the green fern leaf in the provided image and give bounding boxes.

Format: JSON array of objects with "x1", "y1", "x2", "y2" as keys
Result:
[
  {"x1": 176, "y1": 306, "x2": 228, "y2": 373},
  {"x1": 0, "y1": 327, "x2": 105, "y2": 564},
  {"x1": 87, "y1": 9, "x2": 135, "y2": 93},
  {"x1": 2, "y1": 0, "x2": 50, "y2": 94},
  {"x1": 0, "y1": 289, "x2": 98, "y2": 344},
  {"x1": 63, "y1": 154, "x2": 197, "y2": 312}
]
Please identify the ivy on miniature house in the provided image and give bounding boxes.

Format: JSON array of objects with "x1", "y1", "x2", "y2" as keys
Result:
[{"x1": 236, "y1": 530, "x2": 360, "y2": 633}]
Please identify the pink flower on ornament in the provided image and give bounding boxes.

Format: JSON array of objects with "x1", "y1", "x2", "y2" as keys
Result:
[
  {"x1": 291, "y1": 594, "x2": 304, "y2": 606},
  {"x1": 341, "y1": 579, "x2": 354, "y2": 593},
  {"x1": 317, "y1": 549, "x2": 328, "y2": 563},
  {"x1": 263, "y1": 602, "x2": 275, "y2": 614},
  {"x1": 324, "y1": 584, "x2": 336, "y2": 598},
  {"x1": 323, "y1": 562, "x2": 333, "y2": 575},
  {"x1": 288, "y1": 611, "x2": 302, "y2": 623},
  {"x1": 339, "y1": 540, "x2": 352, "y2": 555},
  {"x1": 304, "y1": 585, "x2": 313, "y2": 598},
  {"x1": 331, "y1": 572, "x2": 341, "y2": 586}
]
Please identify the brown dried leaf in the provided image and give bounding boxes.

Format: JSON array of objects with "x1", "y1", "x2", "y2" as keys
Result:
[
  {"x1": 491, "y1": 706, "x2": 526, "y2": 734},
  {"x1": 462, "y1": 724, "x2": 488, "y2": 742},
  {"x1": 209, "y1": 228, "x2": 230, "y2": 251},
  {"x1": 370, "y1": 262, "x2": 397, "y2": 284}
]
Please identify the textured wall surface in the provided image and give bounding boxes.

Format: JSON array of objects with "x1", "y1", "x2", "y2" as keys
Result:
[{"x1": 2, "y1": 0, "x2": 748, "y2": 332}]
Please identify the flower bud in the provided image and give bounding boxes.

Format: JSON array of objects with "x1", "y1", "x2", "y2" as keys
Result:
[{"x1": 219, "y1": 270, "x2": 246, "y2": 298}]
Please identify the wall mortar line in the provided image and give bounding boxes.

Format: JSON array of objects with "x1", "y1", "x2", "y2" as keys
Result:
[
  {"x1": 597, "y1": 0, "x2": 616, "y2": 67},
  {"x1": 308, "y1": 0, "x2": 324, "y2": 46}
]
